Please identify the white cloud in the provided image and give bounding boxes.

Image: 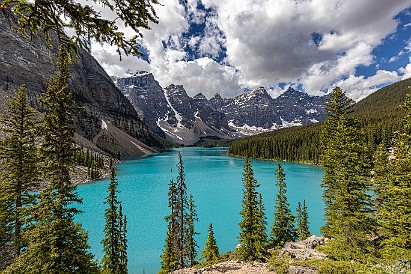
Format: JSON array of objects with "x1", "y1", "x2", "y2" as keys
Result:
[
  {"x1": 399, "y1": 58, "x2": 411, "y2": 80},
  {"x1": 153, "y1": 57, "x2": 243, "y2": 98},
  {"x1": 91, "y1": 42, "x2": 150, "y2": 77},
  {"x1": 333, "y1": 70, "x2": 402, "y2": 101},
  {"x1": 89, "y1": 0, "x2": 411, "y2": 100}
]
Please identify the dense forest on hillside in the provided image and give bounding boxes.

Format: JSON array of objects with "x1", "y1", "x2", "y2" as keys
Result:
[{"x1": 228, "y1": 78, "x2": 411, "y2": 163}]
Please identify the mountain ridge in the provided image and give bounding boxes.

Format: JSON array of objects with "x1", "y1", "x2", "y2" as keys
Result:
[
  {"x1": 0, "y1": 17, "x2": 167, "y2": 156},
  {"x1": 114, "y1": 72, "x2": 327, "y2": 145},
  {"x1": 228, "y1": 78, "x2": 411, "y2": 163}
]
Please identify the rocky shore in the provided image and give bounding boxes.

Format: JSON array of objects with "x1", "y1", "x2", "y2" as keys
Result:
[{"x1": 171, "y1": 236, "x2": 328, "y2": 274}]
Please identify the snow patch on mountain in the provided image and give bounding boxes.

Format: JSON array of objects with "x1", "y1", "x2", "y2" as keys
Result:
[
  {"x1": 306, "y1": 109, "x2": 318, "y2": 114},
  {"x1": 163, "y1": 88, "x2": 184, "y2": 128}
]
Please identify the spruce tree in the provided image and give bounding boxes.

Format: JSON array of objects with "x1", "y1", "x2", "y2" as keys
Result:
[
  {"x1": 175, "y1": 151, "x2": 189, "y2": 268},
  {"x1": 102, "y1": 161, "x2": 128, "y2": 273},
  {"x1": 200, "y1": 224, "x2": 219, "y2": 265},
  {"x1": 159, "y1": 178, "x2": 178, "y2": 274},
  {"x1": 5, "y1": 45, "x2": 98, "y2": 273},
  {"x1": 159, "y1": 224, "x2": 178, "y2": 274},
  {"x1": 160, "y1": 152, "x2": 198, "y2": 272},
  {"x1": 0, "y1": 85, "x2": 38, "y2": 269},
  {"x1": 185, "y1": 194, "x2": 199, "y2": 266},
  {"x1": 238, "y1": 157, "x2": 268, "y2": 262},
  {"x1": 270, "y1": 162, "x2": 296, "y2": 247},
  {"x1": 320, "y1": 87, "x2": 373, "y2": 262},
  {"x1": 374, "y1": 94, "x2": 411, "y2": 263},
  {"x1": 119, "y1": 205, "x2": 128, "y2": 273},
  {"x1": 256, "y1": 193, "x2": 268, "y2": 253},
  {"x1": 295, "y1": 200, "x2": 310, "y2": 241}
]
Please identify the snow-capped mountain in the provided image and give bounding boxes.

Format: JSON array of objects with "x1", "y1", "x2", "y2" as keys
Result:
[{"x1": 113, "y1": 72, "x2": 327, "y2": 145}]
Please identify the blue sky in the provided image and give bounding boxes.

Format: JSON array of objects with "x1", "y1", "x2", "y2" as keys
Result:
[{"x1": 91, "y1": 0, "x2": 411, "y2": 101}]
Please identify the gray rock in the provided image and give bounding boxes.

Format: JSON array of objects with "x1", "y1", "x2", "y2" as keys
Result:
[
  {"x1": 114, "y1": 74, "x2": 328, "y2": 144},
  {"x1": 114, "y1": 74, "x2": 230, "y2": 145},
  {"x1": 0, "y1": 16, "x2": 165, "y2": 156},
  {"x1": 282, "y1": 236, "x2": 328, "y2": 260}
]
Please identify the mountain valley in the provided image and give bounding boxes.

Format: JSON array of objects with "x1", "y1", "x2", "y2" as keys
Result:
[{"x1": 114, "y1": 72, "x2": 327, "y2": 145}]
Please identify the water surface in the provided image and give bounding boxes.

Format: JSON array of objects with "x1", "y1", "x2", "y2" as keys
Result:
[{"x1": 76, "y1": 147, "x2": 324, "y2": 274}]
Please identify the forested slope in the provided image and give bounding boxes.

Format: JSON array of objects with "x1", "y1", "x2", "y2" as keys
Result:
[{"x1": 228, "y1": 78, "x2": 411, "y2": 164}]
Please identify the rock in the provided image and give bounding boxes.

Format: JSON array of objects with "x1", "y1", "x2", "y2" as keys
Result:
[
  {"x1": 289, "y1": 265, "x2": 318, "y2": 274},
  {"x1": 114, "y1": 75, "x2": 230, "y2": 145},
  {"x1": 114, "y1": 72, "x2": 328, "y2": 143},
  {"x1": 0, "y1": 16, "x2": 166, "y2": 156},
  {"x1": 282, "y1": 236, "x2": 328, "y2": 260}
]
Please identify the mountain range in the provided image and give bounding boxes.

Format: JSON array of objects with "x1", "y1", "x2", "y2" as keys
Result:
[
  {"x1": 228, "y1": 77, "x2": 411, "y2": 163},
  {"x1": 0, "y1": 17, "x2": 166, "y2": 157},
  {"x1": 113, "y1": 72, "x2": 327, "y2": 145}
]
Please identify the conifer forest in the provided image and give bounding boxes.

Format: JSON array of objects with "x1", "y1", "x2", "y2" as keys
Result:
[{"x1": 1, "y1": 1, "x2": 411, "y2": 273}]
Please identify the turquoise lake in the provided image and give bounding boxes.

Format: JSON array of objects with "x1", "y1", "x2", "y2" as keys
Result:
[{"x1": 75, "y1": 147, "x2": 324, "y2": 274}]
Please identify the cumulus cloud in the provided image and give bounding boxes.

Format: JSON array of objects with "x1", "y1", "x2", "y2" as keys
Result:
[
  {"x1": 333, "y1": 70, "x2": 402, "y2": 101},
  {"x1": 89, "y1": 0, "x2": 411, "y2": 100},
  {"x1": 399, "y1": 58, "x2": 411, "y2": 80}
]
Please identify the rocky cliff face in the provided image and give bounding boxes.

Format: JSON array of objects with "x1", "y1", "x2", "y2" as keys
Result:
[
  {"x1": 0, "y1": 16, "x2": 166, "y2": 156},
  {"x1": 223, "y1": 87, "x2": 326, "y2": 133},
  {"x1": 114, "y1": 73, "x2": 327, "y2": 144},
  {"x1": 115, "y1": 74, "x2": 231, "y2": 145}
]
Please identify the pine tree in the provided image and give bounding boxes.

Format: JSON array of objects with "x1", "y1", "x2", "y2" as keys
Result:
[
  {"x1": 160, "y1": 177, "x2": 178, "y2": 274},
  {"x1": 0, "y1": 86, "x2": 38, "y2": 270},
  {"x1": 295, "y1": 200, "x2": 310, "y2": 241},
  {"x1": 160, "y1": 152, "x2": 198, "y2": 272},
  {"x1": 238, "y1": 157, "x2": 268, "y2": 262},
  {"x1": 374, "y1": 93, "x2": 411, "y2": 263},
  {"x1": 159, "y1": 224, "x2": 178, "y2": 274},
  {"x1": 320, "y1": 87, "x2": 374, "y2": 262},
  {"x1": 119, "y1": 205, "x2": 128, "y2": 273},
  {"x1": 270, "y1": 162, "x2": 296, "y2": 247},
  {"x1": 4, "y1": 45, "x2": 98, "y2": 273},
  {"x1": 175, "y1": 151, "x2": 189, "y2": 268},
  {"x1": 102, "y1": 161, "x2": 128, "y2": 273},
  {"x1": 256, "y1": 193, "x2": 268, "y2": 254},
  {"x1": 185, "y1": 194, "x2": 199, "y2": 266},
  {"x1": 200, "y1": 224, "x2": 219, "y2": 265}
]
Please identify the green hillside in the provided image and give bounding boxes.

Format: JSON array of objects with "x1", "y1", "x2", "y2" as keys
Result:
[{"x1": 228, "y1": 78, "x2": 411, "y2": 164}]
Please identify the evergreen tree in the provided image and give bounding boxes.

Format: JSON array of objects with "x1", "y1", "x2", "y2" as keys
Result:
[
  {"x1": 270, "y1": 162, "x2": 296, "y2": 247},
  {"x1": 238, "y1": 157, "x2": 268, "y2": 262},
  {"x1": 185, "y1": 194, "x2": 199, "y2": 266},
  {"x1": 119, "y1": 205, "x2": 128, "y2": 273},
  {"x1": 0, "y1": 86, "x2": 38, "y2": 269},
  {"x1": 200, "y1": 224, "x2": 219, "y2": 265},
  {"x1": 320, "y1": 87, "x2": 373, "y2": 262},
  {"x1": 5, "y1": 45, "x2": 98, "y2": 273},
  {"x1": 257, "y1": 193, "x2": 268, "y2": 246},
  {"x1": 159, "y1": 178, "x2": 178, "y2": 274},
  {"x1": 159, "y1": 224, "x2": 178, "y2": 274},
  {"x1": 175, "y1": 151, "x2": 189, "y2": 268},
  {"x1": 295, "y1": 200, "x2": 310, "y2": 241},
  {"x1": 160, "y1": 152, "x2": 198, "y2": 272},
  {"x1": 374, "y1": 93, "x2": 411, "y2": 263},
  {"x1": 2, "y1": 0, "x2": 159, "y2": 57},
  {"x1": 102, "y1": 161, "x2": 128, "y2": 273}
]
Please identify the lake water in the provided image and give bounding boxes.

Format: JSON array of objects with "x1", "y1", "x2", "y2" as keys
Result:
[{"x1": 75, "y1": 147, "x2": 324, "y2": 274}]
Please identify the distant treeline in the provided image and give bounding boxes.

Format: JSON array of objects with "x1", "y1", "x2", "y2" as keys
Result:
[{"x1": 228, "y1": 78, "x2": 411, "y2": 164}]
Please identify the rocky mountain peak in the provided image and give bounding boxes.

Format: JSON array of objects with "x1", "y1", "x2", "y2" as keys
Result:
[
  {"x1": 165, "y1": 84, "x2": 189, "y2": 98},
  {"x1": 213, "y1": 93, "x2": 223, "y2": 99},
  {"x1": 193, "y1": 93, "x2": 207, "y2": 100},
  {"x1": 114, "y1": 74, "x2": 327, "y2": 144},
  {"x1": 253, "y1": 86, "x2": 268, "y2": 95},
  {"x1": 236, "y1": 86, "x2": 272, "y2": 105},
  {"x1": 279, "y1": 87, "x2": 307, "y2": 100}
]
